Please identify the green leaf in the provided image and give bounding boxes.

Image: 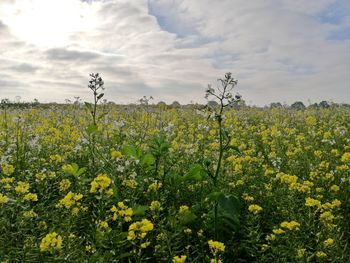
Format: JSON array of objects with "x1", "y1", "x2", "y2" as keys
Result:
[
  {"x1": 86, "y1": 124, "x2": 98, "y2": 135},
  {"x1": 84, "y1": 102, "x2": 93, "y2": 112},
  {"x1": 121, "y1": 145, "x2": 141, "y2": 159},
  {"x1": 141, "y1": 153, "x2": 155, "y2": 167},
  {"x1": 132, "y1": 205, "x2": 148, "y2": 216},
  {"x1": 185, "y1": 164, "x2": 207, "y2": 181},
  {"x1": 179, "y1": 211, "x2": 197, "y2": 225}
]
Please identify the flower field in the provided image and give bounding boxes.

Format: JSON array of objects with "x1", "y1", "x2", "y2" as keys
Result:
[{"x1": 0, "y1": 104, "x2": 350, "y2": 262}]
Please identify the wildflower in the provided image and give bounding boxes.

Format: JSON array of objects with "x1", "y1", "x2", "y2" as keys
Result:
[
  {"x1": 85, "y1": 245, "x2": 91, "y2": 251},
  {"x1": 56, "y1": 191, "x2": 83, "y2": 209},
  {"x1": 39, "y1": 232, "x2": 62, "y2": 252},
  {"x1": 296, "y1": 248, "x2": 306, "y2": 258},
  {"x1": 111, "y1": 149, "x2": 123, "y2": 159},
  {"x1": 184, "y1": 228, "x2": 192, "y2": 235},
  {"x1": 150, "y1": 200, "x2": 161, "y2": 211},
  {"x1": 320, "y1": 211, "x2": 334, "y2": 222},
  {"x1": 179, "y1": 205, "x2": 190, "y2": 215},
  {"x1": 1, "y1": 163, "x2": 15, "y2": 175},
  {"x1": 280, "y1": 220, "x2": 300, "y2": 231},
  {"x1": 122, "y1": 179, "x2": 137, "y2": 189},
  {"x1": 111, "y1": 202, "x2": 133, "y2": 222},
  {"x1": 68, "y1": 233, "x2": 76, "y2": 239},
  {"x1": 127, "y1": 219, "x2": 154, "y2": 241},
  {"x1": 0, "y1": 177, "x2": 15, "y2": 184},
  {"x1": 23, "y1": 210, "x2": 37, "y2": 218},
  {"x1": 324, "y1": 238, "x2": 334, "y2": 247},
  {"x1": 59, "y1": 179, "x2": 71, "y2": 192},
  {"x1": 208, "y1": 240, "x2": 225, "y2": 254},
  {"x1": 330, "y1": 185, "x2": 340, "y2": 192},
  {"x1": 316, "y1": 251, "x2": 327, "y2": 258},
  {"x1": 96, "y1": 220, "x2": 109, "y2": 230},
  {"x1": 148, "y1": 182, "x2": 162, "y2": 192},
  {"x1": 248, "y1": 204, "x2": 263, "y2": 214},
  {"x1": 305, "y1": 197, "x2": 321, "y2": 208},
  {"x1": 50, "y1": 154, "x2": 63, "y2": 163},
  {"x1": 305, "y1": 116, "x2": 316, "y2": 125},
  {"x1": 0, "y1": 193, "x2": 8, "y2": 204},
  {"x1": 272, "y1": 228, "x2": 285, "y2": 235},
  {"x1": 197, "y1": 229, "x2": 204, "y2": 237},
  {"x1": 341, "y1": 152, "x2": 350, "y2": 163},
  {"x1": 24, "y1": 193, "x2": 38, "y2": 202},
  {"x1": 173, "y1": 255, "x2": 187, "y2": 263},
  {"x1": 15, "y1": 181, "x2": 30, "y2": 194},
  {"x1": 140, "y1": 241, "x2": 150, "y2": 249},
  {"x1": 265, "y1": 234, "x2": 276, "y2": 242},
  {"x1": 35, "y1": 172, "x2": 46, "y2": 181},
  {"x1": 90, "y1": 173, "x2": 111, "y2": 193}
]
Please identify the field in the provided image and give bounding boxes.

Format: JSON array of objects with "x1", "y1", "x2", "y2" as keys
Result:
[{"x1": 0, "y1": 103, "x2": 350, "y2": 262}]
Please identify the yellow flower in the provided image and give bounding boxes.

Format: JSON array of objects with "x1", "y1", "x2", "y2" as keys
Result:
[
  {"x1": 90, "y1": 173, "x2": 111, "y2": 193},
  {"x1": 140, "y1": 241, "x2": 150, "y2": 249},
  {"x1": 1, "y1": 164, "x2": 15, "y2": 175},
  {"x1": 265, "y1": 234, "x2": 276, "y2": 241},
  {"x1": 320, "y1": 211, "x2": 334, "y2": 222},
  {"x1": 305, "y1": 197, "x2": 321, "y2": 208},
  {"x1": 24, "y1": 193, "x2": 38, "y2": 202},
  {"x1": 208, "y1": 240, "x2": 225, "y2": 254},
  {"x1": 280, "y1": 220, "x2": 300, "y2": 231},
  {"x1": 305, "y1": 116, "x2": 316, "y2": 125},
  {"x1": 296, "y1": 248, "x2": 306, "y2": 258},
  {"x1": 0, "y1": 193, "x2": 8, "y2": 204},
  {"x1": 330, "y1": 185, "x2": 340, "y2": 192},
  {"x1": 272, "y1": 228, "x2": 285, "y2": 235},
  {"x1": 96, "y1": 220, "x2": 109, "y2": 230},
  {"x1": 184, "y1": 228, "x2": 192, "y2": 235},
  {"x1": 111, "y1": 202, "x2": 133, "y2": 222},
  {"x1": 150, "y1": 200, "x2": 161, "y2": 211},
  {"x1": 179, "y1": 205, "x2": 190, "y2": 215},
  {"x1": 15, "y1": 181, "x2": 30, "y2": 194},
  {"x1": 147, "y1": 182, "x2": 162, "y2": 192},
  {"x1": 324, "y1": 238, "x2": 334, "y2": 247},
  {"x1": 111, "y1": 149, "x2": 123, "y2": 159},
  {"x1": 341, "y1": 152, "x2": 350, "y2": 163},
  {"x1": 248, "y1": 204, "x2": 263, "y2": 214},
  {"x1": 39, "y1": 232, "x2": 63, "y2": 252},
  {"x1": 23, "y1": 209, "x2": 37, "y2": 218},
  {"x1": 59, "y1": 179, "x2": 71, "y2": 192},
  {"x1": 56, "y1": 191, "x2": 83, "y2": 209},
  {"x1": 173, "y1": 255, "x2": 187, "y2": 263},
  {"x1": 316, "y1": 251, "x2": 327, "y2": 258},
  {"x1": 127, "y1": 219, "x2": 154, "y2": 240},
  {"x1": 122, "y1": 179, "x2": 137, "y2": 189}
]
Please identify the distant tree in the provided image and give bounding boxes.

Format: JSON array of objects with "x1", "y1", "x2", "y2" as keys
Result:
[
  {"x1": 171, "y1": 101, "x2": 181, "y2": 108},
  {"x1": 319, "y1": 101, "x2": 330, "y2": 108},
  {"x1": 270, "y1": 102, "x2": 283, "y2": 109},
  {"x1": 308, "y1": 103, "x2": 319, "y2": 109},
  {"x1": 207, "y1": 100, "x2": 219, "y2": 107},
  {"x1": 291, "y1": 101, "x2": 306, "y2": 110},
  {"x1": 139, "y1": 96, "x2": 153, "y2": 105}
]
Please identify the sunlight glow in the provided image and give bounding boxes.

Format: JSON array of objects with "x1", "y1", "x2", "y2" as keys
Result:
[{"x1": 1, "y1": 0, "x2": 99, "y2": 47}]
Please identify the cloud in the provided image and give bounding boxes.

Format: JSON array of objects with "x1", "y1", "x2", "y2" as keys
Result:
[{"x1": 0, "y1": 0, "x2": 349, "y2": 105}]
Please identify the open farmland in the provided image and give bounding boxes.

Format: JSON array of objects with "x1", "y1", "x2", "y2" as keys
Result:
[{"x1": 0, "y1": 103, "x2": 350, "y2": 262}]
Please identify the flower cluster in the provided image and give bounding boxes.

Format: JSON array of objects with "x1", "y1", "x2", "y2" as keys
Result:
[
  {"x1": 39, "y1": 232, "x2": 63, "y2": 252},
  {"x1": 111, "y1": 202, "x2": 133, "y2": 222}
]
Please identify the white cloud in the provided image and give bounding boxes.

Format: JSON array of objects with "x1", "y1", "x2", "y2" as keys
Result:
[{"x1": 0, "y1": 0, "x2": 349, "y2": 105}]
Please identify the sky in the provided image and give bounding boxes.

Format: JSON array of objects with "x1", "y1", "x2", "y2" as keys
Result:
[{"x1": 0, "y1": 0, "x2": 349, "y2": 105}]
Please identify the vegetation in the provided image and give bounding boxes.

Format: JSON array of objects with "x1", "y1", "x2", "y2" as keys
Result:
[{"x1": 0, "y1": 74, "x2": 350, "y2": 262}]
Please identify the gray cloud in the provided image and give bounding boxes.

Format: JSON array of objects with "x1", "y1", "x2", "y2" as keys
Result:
[
  {"x1": 0, "y1": 0, "x2": 349, "y2": 105},
  {"x1": 46, "y1": 48, "x2": 101, "y2": 61}
]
